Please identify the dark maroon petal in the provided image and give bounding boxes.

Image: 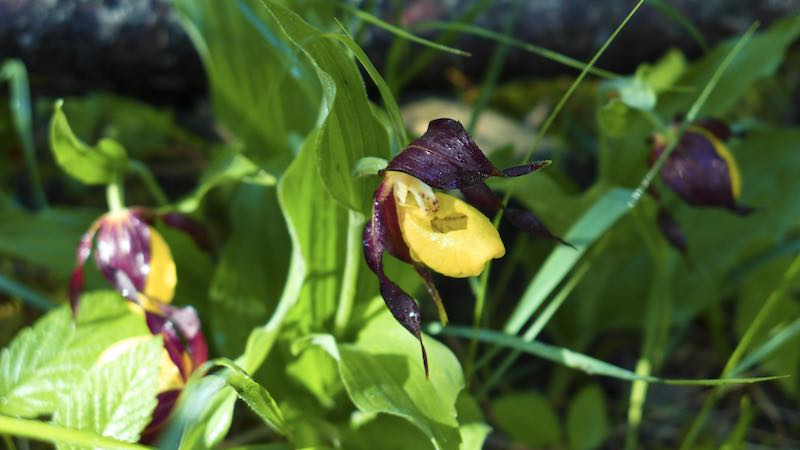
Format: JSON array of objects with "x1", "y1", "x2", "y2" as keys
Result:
[
  {"x1": 160, "y1": 212, "x2": 215, "y2": 254},
  {"x1": 70, "y1": 221, "x2": 101, "y2": 317},
  {"x1": 694, "y1": 118, "x2": 732, "y2": 142},
  {"x1": 94, "y1": 213, "x2": 151, "y2": 301},
  {"x1": 385, "y1": 118, "x2": 549, "y2": 190},
  {"x1": 657, "y1": 208, "x2": 688, "y2": 255},
  {"x1": 140, "y1": 389, "x2": 181, "y2": 444},
  {"x1": 655, "y1": 130, "x2": 750, "y2": 214},
  {"x1": 148, "y1": 305, "x2": 207, "y2": 378},
  {"x1": 460, "y1": 182, "x2": 503, "y2": 214},
  {"x1": 363, "y1": 182, "x2": 429, "y2": 377},
  {"x1": 147, "y1": 312, "x2": 187, "y2": 378},
  {"x1": 505, "y1": 208, "x2": 575, "y2": 248}
]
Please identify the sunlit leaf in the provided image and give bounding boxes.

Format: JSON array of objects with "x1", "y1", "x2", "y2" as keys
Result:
[
  {"x1": 0, "y1": 291, "x2": 149, "y2": 417},
  {"x1": 49, "y1": 101, "x2": 129, "y2": 185},
  {"x1": 52, "y1": 336, "x2": 162, "y2": 449}
]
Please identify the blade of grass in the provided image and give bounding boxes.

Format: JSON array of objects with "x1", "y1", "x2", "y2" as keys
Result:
[
  {"x1": 339, "y1": 4, "x2": 471, "y2": 57},
  {"x1": 1, "y1": 60, "x2": 47, "y2": 209},
  {"x1": 0, "y1": 415, "x2": 152, "y2": 450},
  {"x1": 731, "y1": 317, "x2": 800, "y2": 377},
  {"x1": 680, "y1": 250, "x2": 800, "y2": 449},
  {"x1": 646, "y1": 0, "x2": 709, "y2": 51},
  {"x1": 415, "y1": 21, "x2": 621, "y2": 80},
  {"x1": 0, "y1": 273, "x2": 57, "y2": 311},
  {"x1": 431, "y1": 325, "x2": 784, "y2": 386}
]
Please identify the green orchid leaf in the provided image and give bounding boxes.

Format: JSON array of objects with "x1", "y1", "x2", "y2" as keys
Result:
[{"x1": 49, "y1": 100, "x2": 129, "y2": 185}]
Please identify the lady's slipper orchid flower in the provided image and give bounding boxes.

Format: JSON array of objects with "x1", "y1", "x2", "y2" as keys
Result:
[
  {"x1": 649, "y1": 119, "x2": 752, "y2": 254},
  {"x1": 650, "y1": 119, "x2": 751, "y2": 215},
  {"x1": 70, "y1": 207, "x2": 212, "y2": 315},
  {"x1": 364, "y1": 118, "x2": 567, "y2": 375}
]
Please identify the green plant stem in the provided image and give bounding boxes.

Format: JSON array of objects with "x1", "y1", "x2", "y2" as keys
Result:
[
  {"x1": 334, "y1": 210, "x2": 366, "y2": 337},
  {"x1": 464, "y1": 263, "x2": 491, "y2": 383},
  {"x1": 106, "y1": 177, "x2": 125, "y2": 213},
  {"x1": 128, "y1": 160, "x2": 168, "y2": 207},
  {"x1": 680, "y1": 251, "x2": 800, "y2": 450},
  {"x1": 0, "y1": 415, "x2": 151, "y2": 450},
  {"x1": 0, "y1": 273, "x2": 56, "y2": 311}
]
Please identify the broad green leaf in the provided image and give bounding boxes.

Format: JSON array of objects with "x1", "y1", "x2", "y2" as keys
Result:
[
  {"x1": 337, "y1": 312, "x2": 464, "y2": 450},
  {"x1": 278, "y1": 130, "x2": 344, "y2": 334},
  {"x1": 52, "y1": 336, "x2": 162, "y2": 449},
  {"x1": 209, "y1": 184, "x2": 290, "y2": 356},
  {"x1": 0, "y1": 206, "x2": 97, "y2": 277},
  {"x1": 640, "y1": 48, "x2": 688, "y2": 93},
  {"x1": 257, "y1": 1, "x2": 391, "y2": 211},
  {"x1": 455, "y1": 392, "x2": 490, "y2": 450},
  {"x1": 492, "y1": 392, "x2": 560, "y2": 447},
  {"x1": 597, "y1": 99, "x2": 630, "y2": 138},
  {"x1": 566, "y1": 384, "x2": 609, "y2": 450},
  {"x1": 658, "y1": 14, "x2": 800, "y2": 118},
  {"x1": 504, "y1": 187, "x2": 633, "y2": 334},
  {"x1": 342, "y1": 413, "x2": 434, "y2": 450},
  {"x1": 0, "y1": 291, "x2": 149, "y2": 417},
  {"x1": 49, "y1": 100, "x2": 128, "y2": 185},
  {"x1": 173, "y1": 0, "x2": 319, "y2": 172}
]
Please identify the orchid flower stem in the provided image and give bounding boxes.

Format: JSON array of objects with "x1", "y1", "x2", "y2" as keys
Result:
[
  {"x1": 334, "y1": 210, "x2": 366, "y2": 337},
  {"x1": 128, "y1": 160, "x2": 169, "y2": 207},
  {"x1": 680, "y1": 251, "x2": 800, "y2": 450},
  {"x1": 105, "y1": 176, "x2": 125, "y2": 213}
]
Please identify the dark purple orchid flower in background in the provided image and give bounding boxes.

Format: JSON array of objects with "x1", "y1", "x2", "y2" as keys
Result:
[
  {"x1": 70, "y1": 207, "x2": 212, "y2": 316},
  {"x1": 649, "y1": 119, "x2": 752, "y2": 254},
  {"x1": 364, "y1": 118, "x2": 568, "y2": 376}
]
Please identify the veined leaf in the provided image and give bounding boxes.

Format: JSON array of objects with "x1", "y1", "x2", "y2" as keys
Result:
[
  {"x1": 0, "y1": 291, "x2": 149, "y2": 417},
  {"x1": 255, "y1": 0, "x2": 391, "y2": 211},
  {"x1": 335, "y1": 312, "x2": 464, "y2": 450},
  {"x1": 52, "y1": 336, "x2": 162, "y2": 449},
  {"x1": 173, "y1": 0, "x2": 319, "y2": 172},
  {"x1": 49, "y1": 100, "x2": 129, "y2": 185}
]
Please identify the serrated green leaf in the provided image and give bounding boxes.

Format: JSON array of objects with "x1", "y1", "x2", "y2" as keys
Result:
[
  {"x1": 49, "y1": 101, "x2": 129, "y2": 185},
  {"x1": 337, "y1": 312, "x2": 464, "y2": 450},
  {"x1": 0, "y1": 291, "x2": 149, "y2": 417},
  {"x1": 53, "y1": 336, "x2": 162, "y2": 449},
  {"x1": 566, "y1": 384, "x2": 609, "y2": 450}
]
